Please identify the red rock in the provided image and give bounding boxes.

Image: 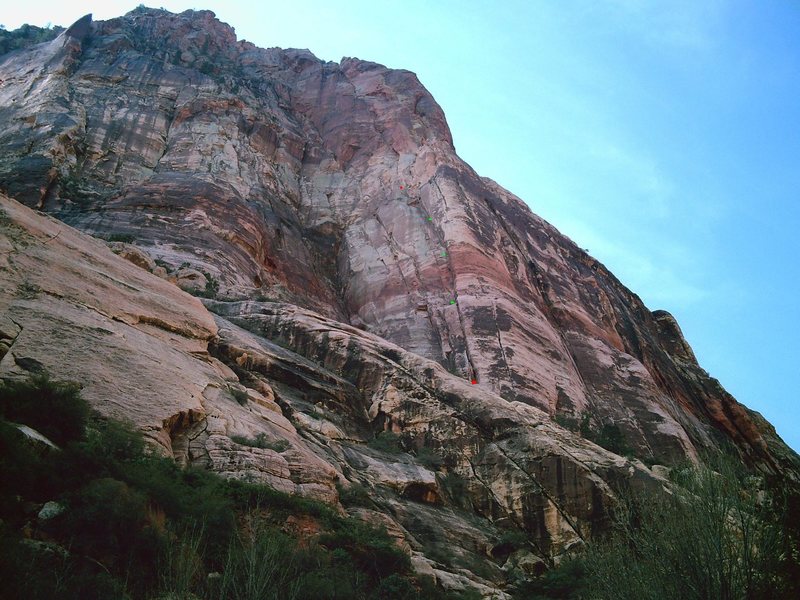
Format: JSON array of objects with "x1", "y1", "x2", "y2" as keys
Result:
[{"x1": 1, "y1": 8, "x2": 798, "y2": 594}]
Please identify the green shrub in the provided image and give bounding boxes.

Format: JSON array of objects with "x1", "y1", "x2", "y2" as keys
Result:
[
  {"x1": 107, "y1": 233, "x2": 136, "y2": 243},
  {"x1": 229, "y1": 386, "x2": 249, "y2": 405},
  {"x1": 496, "y1": 529, "x2": 529, "y2": 552},
  {"x1": 319, "y1": 521, "x2": 410, "y2": 580},
  {"x1": 593, "y1": 423, "x2": 631, "y2": 456},
  {"x1": 440, "y1": 472, "x2": 470, "y2": 509},
  {"x1": 581, "y1": 458, "x2": 792, "y2": 600},
  {"x1": 554, "y1": 414, "x2": 579, "y2": 432},
  {"x1": 0, "y1": 374, "x2": 470, "y2": 599},
  {"x1": 231, "y1": 433, "x2": 290, "y2": 452},
  {"x1": 0, "y1": 374, "x2": 89, "y2": 446},
  {"x1": 57, "y1": 477, "x2": 156, "y2": 561},
  {"x1": 336, "y1": 481, "x2": 374, "y2": 508},
  {"x1": 367, "y1": 431, "x2": 404, "y2": 454},
  {"x1": 514, "y1": 558, "x2": 587, "y2": 599},
  {"x1": 0, "y1": 23, "x2": 64, "y2": 56},
  {"x1": 216, "y1": 526, "x2": 300, "y2": 600},
  {"x1": 190, "y1": 271, "x2": 220, "y2": 299},
  {"x1": 415, "y1": 446, "x2": 444, "y2": 469}
]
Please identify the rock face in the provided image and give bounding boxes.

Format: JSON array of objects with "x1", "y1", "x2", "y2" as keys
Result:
[{"x1": 0, "y1": 8, "x2": 798, "y2": 596}]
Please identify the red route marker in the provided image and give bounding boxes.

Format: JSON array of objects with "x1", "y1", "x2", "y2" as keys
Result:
[
  {"x1": 400, "y1": 185, "x2": 404, "y2": 190},
  {"x1": 471, "y1": 379, "x2": 477, "y2": 385}
]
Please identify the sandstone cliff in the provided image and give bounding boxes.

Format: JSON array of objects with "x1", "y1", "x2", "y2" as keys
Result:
[{"x1": 0, "y1": 8, "x2": 797, "y2": 596}]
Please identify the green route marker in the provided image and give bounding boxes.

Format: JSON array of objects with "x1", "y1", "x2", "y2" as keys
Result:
[{"x1": 449, "y1": 299, "x2": 456, "y2": 305}]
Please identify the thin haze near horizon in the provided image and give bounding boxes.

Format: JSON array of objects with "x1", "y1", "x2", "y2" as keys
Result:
[{"x1": 3, "y1": 1, "x2": 798, "y2": 453}]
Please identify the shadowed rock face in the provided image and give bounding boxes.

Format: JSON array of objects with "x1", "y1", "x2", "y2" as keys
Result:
[{"x1": 1, "y1": 8, "x2": 798, "y2": 596}]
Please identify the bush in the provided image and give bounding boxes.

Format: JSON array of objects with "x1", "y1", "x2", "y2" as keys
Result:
[
  {"x1": 440, "y1": 472, "x2": 470, "y2": 509},
  {"x1": 229, "y1": 386, "x2": 249, "y2": 405},
  {"x1": 415, "y1": 446, "x2": 444, "y2": 470},
  {"x1": 0, "y1": 23, "x2": 64, "y2": 56},
  {"x1": 0, "y1": 374, "x2": 89, "y2": 446},
  {"x1": 189, "y1": 271, "x2": 220, "y2": 299},
  {"x1": 367, "y1": 431, "x2": 404, "y2": 454},
  {"x1": 593, "y1": 423, "x2": 631, "y2": 456},
  {"x1": 0, "y1": 374, "x2": 470, "y2": 599},
  {"x1": 554, "y1": 414, "x2": 579, "y2": 432},
  {"x1": 336, "y1": 481, "x2": 374, "y2": 508},
  {"x1": 513, "y1": 558, "x2": 587, "y2": 599},
  {"x1": 581, "y1": 457, "x2": 791, "y2": 599},
  {"x1": 216, "y1": 526, "x2": 300, "y2": 600},
  {"x1": 107, "y1": 233, "x2": 136, "y2": 243},
  {"x1": 231, "y1": 433, "x2": 290, "y2": 452},
  {"x1": 319, "y1": 521, "x2": 410, "y2": 580}
]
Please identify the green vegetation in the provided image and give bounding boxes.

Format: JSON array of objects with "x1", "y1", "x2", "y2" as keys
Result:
[
  {"x1": 555, "y1": 413, "x2": 633, "y2": 458},
  {"x1": 414, "y1": 446, "x2": 445, "y2": 470},
  {"x1": 336, "y1": 481, "x2": 374, "y2": 508},
  {"x1": 554, "y1": 413, "x2": 579, "y2": 432},
  {"x1": 0, "y1": 374, "x2": 89, "y2": 446},
  {"x1": 591, "y1": 423, "x2": 631, "y2": 456},
  {"x1": 228, "y1": 385, "x2": 249, "y2": 406},
  {"x1": 230, "y1": 433, "x2": 289, "y2": 452},
  {"x1": 367, "y1": 430, "x2": 404, "y2": 454},
  {"x1": 514, "y1": 558, "x2": 587, "y2": 599},
  {"x1": 518, "y1": 456, "x2": 800, "y2": 600},
  {"x1": 198, "y1": 271, "x2": 220, "y2": 299},
  {"x1": 107, "y1": 233, "x2": 137, "y2": 243},
  {"x1": 0, "y1": 23, "x2": 64, "y2": 56},
  {"x1": 0, "y1": 373, "x2": 467, "y2": 599}
]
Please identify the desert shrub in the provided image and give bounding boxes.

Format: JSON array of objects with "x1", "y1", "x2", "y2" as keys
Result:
[
  {"x1": 495, "y1": 529, "x2": 529, "y2": 554},
  {"x1": 0, "y1": 527, "x2": 128, "y2": 600},
  {"x1": 229, "y1": 386, "x2": 249, "y2": 405},
  {"x1": 107, "y1": 233, "x2": 136, "y2": 243},
  {"x1": 367, "y1": 431, "x2": 404, "y2": 454},
  {"x1": 216, "y1": 527, "x2": 300, "y2": 600},
  {"x1": 415, "y1": 446, "x2": 444, "y2": 469},
  {"x1": 0, "y1": 374, "x2": 89, "y2": 446},
  {"x1": 554, "y1": 414, "x2": 579, "y2": 432},
  {"x1": 202, "y1": 272, "x2": 220, "y2": 298},
  {"x1": 0, "y1": 374, "x2": 471, "y2": 599},
  {"x1": 0, "y1": 23, "x2": 64, "y2": 55},
  {"x1": 581, "y1": 457, "x2": 791, "y2": 600},
  {"x1": 440, "y1": 472, "x2": 470, "y2": 509},
  {"x1": 593, "y1": 423, "x2": 631, "y2": 456},
  {"x1": 319, "y1": 521, "x2": 410, "y2": 580},
  {"x1": 0, "y1": 420, "x2": 56, "y2": 516},
  {"x1": 56, "y1": 477, "x2": 160, "y2": 570},
  {"x1": 513, "y1": 558, "x2": 587, "y2": 599},
  {"x1": 231, "y1": 432, "x2": 290, "y2": 452},
  {"x1": 189, "y1": 271, "x2": 220, "y2": 299},
  {"x1": 370, "y1": 573, "x2": 418, "y2": 600},
  {"x1": 336, "y1": 481, "x2": 374, "y2": 508}
]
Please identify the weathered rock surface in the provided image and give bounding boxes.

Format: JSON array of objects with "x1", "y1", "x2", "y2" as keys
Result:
[{"x1": 1, "y1": 8, "x2": 798, "y2": 596}]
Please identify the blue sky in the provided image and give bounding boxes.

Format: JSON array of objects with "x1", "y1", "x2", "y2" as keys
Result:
[{"x1": 4, "y1": 2, "x2": 798, "y2": 452}]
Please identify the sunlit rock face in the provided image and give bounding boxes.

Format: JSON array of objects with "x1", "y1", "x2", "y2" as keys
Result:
[{"x1": 1, "y1": 8, "x2": 797, "y2": 596}]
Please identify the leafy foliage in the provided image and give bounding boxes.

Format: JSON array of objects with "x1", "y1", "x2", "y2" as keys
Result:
[
  {"x1": 414, "y1": 446, "x2": 445, "y2": 469},
  {"x1": 0, "y1": 23, "x2": 64, "y2": 56},
  {"x1": 579, "y1": 457, "x2": 794, "y2": 600},
  {"x1": 336, "y1": 481, "x2": 374, "y2": 508},
  {"x1": 107, "y1": 233, "x2": 137, "y2": 243},
  {"x1": 367, "y1": 430, "x2": 404, "y2": 453},
  {"x1": 0, "y1": 373, "x2": 468, "y2": 599},
  {"x1": 0, "y1": 374, "x2": 89, "y2": 446},
  {"x1": 230, "y1": 432, "x2": 290, "y2": 452}
]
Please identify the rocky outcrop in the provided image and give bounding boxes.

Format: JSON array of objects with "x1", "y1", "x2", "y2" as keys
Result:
[
  {"x1": 0, "y1": 193, "x2": 663, "y2": 595},
  {"x1": 1, "y1": 8, "x2": 798, "y2": 595}
]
